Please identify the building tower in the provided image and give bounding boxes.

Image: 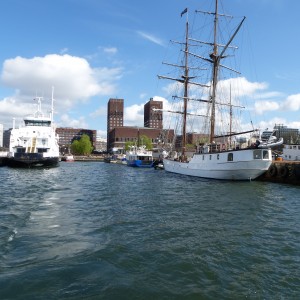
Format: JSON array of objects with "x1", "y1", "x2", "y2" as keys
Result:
[
  {"x1": 107, "y1": 98, "x2": 124, "y2": 152},
  {"x1": 144, "y1": 98, "x2": 163, "y2": 129}
]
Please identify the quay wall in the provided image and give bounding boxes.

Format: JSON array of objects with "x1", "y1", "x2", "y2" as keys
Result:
[
  {"x1": 73, "y1": 155, "x2": 104, "y2": 162},
  {"x1": 257, "y1": 160, "x2": 300, "y2": 185}
]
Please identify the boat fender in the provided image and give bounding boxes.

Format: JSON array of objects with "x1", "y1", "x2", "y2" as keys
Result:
[
  {"x1": 292, "y1": 165, "x2": 300, "y2": 179},
  {"x1": 278, "y1": 166, "x2": 289, "y2": 178},
  {"x1": 268, "y1": 165, "x2": 277, "y2": 177}
]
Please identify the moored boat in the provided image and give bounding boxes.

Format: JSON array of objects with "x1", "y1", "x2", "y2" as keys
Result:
[
  {"x1": 62, "y1": 155, "x2": 75, "y2": 162},
  {"x1": 6, "y1": 90, "x2": 59, "y2": 168},
  {"x1": 158, "y1": 1, "x2": 282, "y2": 180},
  {"x1": 126, "y1": 145, "x2": 154, "y2": 168},
  {"x1": 282, "y1": 144, "x2": 300, "y2": 161}
]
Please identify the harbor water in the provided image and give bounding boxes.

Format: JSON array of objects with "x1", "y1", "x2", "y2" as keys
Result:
[{"x1": 0, "y1": 162, "x2": 299, "y2": 299}]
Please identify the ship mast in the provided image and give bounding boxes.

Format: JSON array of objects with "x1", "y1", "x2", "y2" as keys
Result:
[
  {"x1": 209, "y1": 0, "x2": 245, "y2": 144},
  {"x1": 229, "y1": 84, "x2": 232, "y2": 147},
  {"x1": 181, "y1": 19, "x2": 189, "y2": 158},
  {"x1": 209, "y1": 0, "x2": 219, "y2": 144}
]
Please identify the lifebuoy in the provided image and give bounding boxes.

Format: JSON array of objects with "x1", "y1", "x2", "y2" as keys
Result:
[
  {"x1": 268, "y1": 165, "x2": 277, "y2": 177},
  {"x1": 278, "y1": 166, "x2": 289, "y2": 178}
]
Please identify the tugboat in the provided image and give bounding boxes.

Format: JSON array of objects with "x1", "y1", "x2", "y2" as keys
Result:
[{"x1": 7, "y1": 89, "x2": 60, "y2": 168}]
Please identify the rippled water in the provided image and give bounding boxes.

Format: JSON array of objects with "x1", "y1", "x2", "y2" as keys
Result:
[{"x1": 0, "y1": 162, "x2": 299, "y2": 299}]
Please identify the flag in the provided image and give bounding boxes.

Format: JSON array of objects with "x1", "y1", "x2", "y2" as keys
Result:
[{"x1": 181, "y1": 8, "x2": 188, "y2": 17}]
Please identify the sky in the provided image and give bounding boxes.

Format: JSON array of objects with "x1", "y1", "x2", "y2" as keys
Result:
[{"x1": 0, "y1": 0, "x2": 300, "y2": 139}]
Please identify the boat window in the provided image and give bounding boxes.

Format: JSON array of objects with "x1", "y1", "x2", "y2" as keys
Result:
[
  {"x1": 209, "y1": 155, "x2": 212, "y2": 160},
  {"x1": 227, "y1": 153, "x2": 233, "y2": 161},
  {"x1": 263, "y1": 150, "x2": 269, "y2": 159},
  {"x1": 24, "y1": 120, "x2": 51, "y2": 127},
  {"x1": 253, "y1": 149, "x2": 262, "y2": 159},
  {"x1": 202, "y1": 155, "x2": 204, "y2": 160},
  {"x1": 217, "y1": 154, "x2": 219, "y2": 160}
]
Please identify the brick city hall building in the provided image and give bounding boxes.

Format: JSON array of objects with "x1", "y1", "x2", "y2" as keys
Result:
[{"x1": 107, "y1": 98, "x2": 174, "y2": 153}]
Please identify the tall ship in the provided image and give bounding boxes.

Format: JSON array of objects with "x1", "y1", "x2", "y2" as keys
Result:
[
  {"x1": 7, "y1": 90, "x2": 60, "y2": 168},
  {"x1": 158, "y1": 0, "x2": 282, "y2": 180}
]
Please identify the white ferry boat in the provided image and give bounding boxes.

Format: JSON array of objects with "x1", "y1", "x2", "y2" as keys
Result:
[{"x1": 7, "y1": 92, "x2": 59, "y2": 168}]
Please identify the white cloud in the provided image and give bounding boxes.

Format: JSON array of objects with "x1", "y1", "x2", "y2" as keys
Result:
[
  {"x1": 0, "y1": 54, "x2": 123, "y2": 129},
  {"x1": 96, "y1": 129, "x2": 107, "y2": 138},
  {"x1": 90, "y1": 106, "x2": 107, "y2": 118},
  {"x1": 60, "y1": 48, "x2": 69, "y2": 54},
  {"x1": 1, "y1": 54, "x2": 122, "y2": 105},
  {"x1": 281, "y1": 93, "x2": 300, "y2": 111},
  {"x1": 217, "y1": 77, "x2": 268, "y2": 100},
  {"x1": 0, "y1": 96, "x2": 37, "y2": 128},
  {"x1": 252, "y1": 91, "x2": 283, "y2": 100},
  {"x1": 137, "y1": 31, "x2": 165, "y2": 47},
  {"x1": 252, "y1": 93, "x2": 300, "y2": 115},
  {"x1": 254, "y1": 101, "x2": 280, "y2": 115},
  {"x1": 103, "y1": 47, "x2": 118, "y2": 55},
  {"x1": 139, "y1": 93, "x2": 147, "y2": 99},
  {"x1": 59, "y1": 114, "x2": 88, "y2": 128},
  {"x1": 124, "y1": 103, "x2": 145, "y2": 126}
]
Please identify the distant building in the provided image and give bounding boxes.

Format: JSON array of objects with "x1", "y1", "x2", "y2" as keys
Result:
[
  {"x1": 274, "y1": 124, "x2": 299, "y2": 144},
  {"x1": 144, "y1": 98, "x2": 163, "y2": 129},
  {"x1": 107, "y1": 98, "x2": 124, "y2": 151},
  {"x1": 175, "y1": 133, "x2": 210, "y2": 152},
  {"x1": 106, "y1": 98, "x2": 169, "y2": 153},
  {"x1": 108, "y1": 126, "x2": 174, "y2": 152},
  {"x1": 56, "y1": 127, "x2": 97, "y2": 154},
  {"x1": 94, "y1": 136, "x2": 107, "y2": 153}
]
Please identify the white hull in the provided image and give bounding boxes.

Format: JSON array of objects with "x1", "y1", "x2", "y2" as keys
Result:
[
  {"x1": 282, "y1": 144, "x2": 300, "y2": 161},
  {"x1": 164, "y1": 148, "x2": 272, "y2": 180}
]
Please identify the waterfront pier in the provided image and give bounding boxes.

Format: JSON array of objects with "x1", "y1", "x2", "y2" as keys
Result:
[{"x1": 258, "y1": 160, "x2": 300, "y2": 185}]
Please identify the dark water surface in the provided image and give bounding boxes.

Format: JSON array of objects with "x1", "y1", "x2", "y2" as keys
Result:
[{"x1": 0, "y1": 162, "x2": 299, "y2": 299}]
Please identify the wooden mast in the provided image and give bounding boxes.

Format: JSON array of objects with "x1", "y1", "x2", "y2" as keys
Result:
[
  {"x1": 209, "y1": 0, "x2": 245, "y2": 145},
  {"x1": 181, "y1": 18, "x2": 189, "y2": 158},
  {"x1": 229, "y1": 84, "x2": 232, "y2": 147},
  {"x1": 209, "y1": 0, "x2": 219, "y2": 144}
]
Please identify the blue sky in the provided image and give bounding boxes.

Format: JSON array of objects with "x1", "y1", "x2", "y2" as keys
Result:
[{"x1": 0, "y1": 0, "x2": 300, "y2": 138}]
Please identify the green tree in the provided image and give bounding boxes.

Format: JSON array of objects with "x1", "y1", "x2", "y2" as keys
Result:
[
  {"x1": 124, "y1": 135, "x2": 153, "y2": 151},
  {"x1": 124, "y1": 141, "x2": 135, "y2": 151},
  {"x1": 71, "y1": 134, "x2": 93, "y2": 155},
  {"x1": 139, "y1": 135, "x2": 152, "y2": 150}
]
